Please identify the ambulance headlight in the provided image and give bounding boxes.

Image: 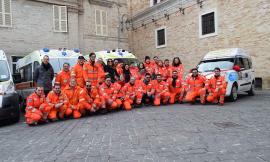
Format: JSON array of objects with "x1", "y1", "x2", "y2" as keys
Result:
[
  {"x1": 228, "y1": 72, "x2": 238, "y2": 82},
  {"x1": 43, "y1": 48, "x2": 50, "y2": 52}
]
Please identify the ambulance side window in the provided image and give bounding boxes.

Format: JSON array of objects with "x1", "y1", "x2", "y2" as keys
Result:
[
  {"x1": 235, "y1": 58, "x2": 245, "y2": 69},
  {"x1": 34, "y1": 61, "x2": 40, "y2": 71},
  {"x1": 243, "y1": 58, "x2": 250, "y2": 70},
  {"x1": 21, "y1": 63, "x2": 33, "y2": 82},
  {"x1": 248, "y1": 58, "x2": 252, "y2": 69}
]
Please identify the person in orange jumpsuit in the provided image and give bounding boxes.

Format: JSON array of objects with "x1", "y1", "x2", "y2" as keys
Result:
[
  {"x1": 163, "y1": 59, "x2": 173, "y2": 81},
  {"x1": 46, "y1": 83, "x2": 70, "y2": 121},
  {"x1": 206, "y1": 67, "x2": 227, "y2": 105},
  {"x1": 121, "y1": 77, "x2": 143, "y2": 110},
  {"x1": 184, "y1": 68, "x2": 207, "y2": 104},
  {"x1": 83, "y1": 53, "x2": 100, "y2": 87},
  {"x1": 152, "y1": 74, "x2": 170, "y2": 106},
  {"x1": 55, "y1": 63, "x2": 71, "y2": 89},
  {"x1": 62, "y1": 78, "x2": 84, "y2": 118},
  {"x1": 144, "y1": 56, "x2": 154, "y2": 76},
  {"x1": 25, "y1": 87, "x2": 50, "y2": 125},
  {"x1": 96, "y1": 58, "x2": 105, "y2": 85},
  {"x1": 154, "y1": 60, "x2": 167, "y2": 80},
  {"x1": 171, "y1": 57, "x2": 184, "y2": 79},
  {"x1": 99, "y1": 76, "x2": 121, "y2": 110},
  {"x1": 167, "y1": 70, "x2": 185, "y2": 104},
  {"x1": 71, "y1": 56, "x2": 86, "y2": 88},
  {"x1": 139, "y1": 73, "x2": 155, "y2": 105},
  {"x1": 130, "y1": 63, "x2": 140, "y2": 80},
  {"x1": 112, "y1": 81, "x2": 123, "y2": 108},
  {"x1": 80, "y1": 81, "x2": 102, "y2": 113}
]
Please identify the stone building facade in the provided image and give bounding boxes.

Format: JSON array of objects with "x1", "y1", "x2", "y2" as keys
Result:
[
  {"x1": 127, "y1": 0, "x2": 270, "y2": 88},
  {"x1": 0, "y1": 0, "x2": 129, "y2": 73}
]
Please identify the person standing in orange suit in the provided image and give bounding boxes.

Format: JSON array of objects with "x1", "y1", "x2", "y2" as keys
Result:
[
  {"x1": 184, "y1": 68, "x2": 206, "y2": 104},
  {"x1": 155, "y1": 60, "x2": 167, "y2": 80},
  {"x1": 25, "y1": 87, "x2": 50, "y2": 125},
  {"x1": 167, "y1": 70, "x2": 185, "y2": 104},
  {"x1": 206, "y1": 67, "x2": 227, "y2": 105},
  {"x1": 83, "y1": 53, "x2": 100, "y2": 87},
  {"x1": 46, "y1": 83, "x2": 70, "y2": 121},
  {"x1": 55, "y1": 63, "x2": 71, "y2": 90},
  {"x1": 144, "y1": 56, "x2": 154, "y2": 76},
  {"x1": 163, "y1": 59, "x2": 173, "y2": 81},
  {"x1": 71, "y1": 56, "x2": 86, "y2": 88},
  {"x1": 171, "y1": 57, "x2": 184, "y2": 80}
]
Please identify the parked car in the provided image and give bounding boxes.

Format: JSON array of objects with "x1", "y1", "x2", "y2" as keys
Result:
[
  {"x1": 0, "y1": 50, "x2": 20, "y2": 123},
  {"x1": 197, "y1": 48, "x2": 255, "y2": 101}
]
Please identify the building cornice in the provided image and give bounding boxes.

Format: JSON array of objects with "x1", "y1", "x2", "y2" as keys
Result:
[{"x1": 88, "y1": 0, "x2": 114, "y2": 8}]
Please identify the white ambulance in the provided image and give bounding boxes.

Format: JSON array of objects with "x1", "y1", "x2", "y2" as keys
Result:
[
  {"x1": 0, "y1": 50, "x2": 20, "y2": 122},
  {"x1": 15, "y1": 48, "x2": 81, "y2": 111},
  {"x1": 84, "y1": 49, "x2": 139, "y2": 65},
  {"x1": 197, "y1": 48, "x2": 255, "y2": 101}
]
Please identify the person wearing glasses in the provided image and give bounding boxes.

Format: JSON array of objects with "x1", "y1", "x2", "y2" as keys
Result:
[
  {"x1": 139, "y1": 73, "x2": 155, "y2": 106},
  {"x1": 104, "y1": 59, "x2": 120, "y2": 83}
]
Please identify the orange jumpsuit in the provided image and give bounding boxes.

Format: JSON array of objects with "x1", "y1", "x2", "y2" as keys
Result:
[
  {"x1": 206, "y1": 75, "x2": 227, "y2": 104},
  {"x1": 55, "y1": 70, "x2": 71, "y2": 90},
  {"x1": 167, "y1": 78, "x2": 184, "y2": 104},
  {"x1": 139, "y1": 79, "x2": 155, "y2": 104},
  {"x1": 96, "y1": 62, "x2": 105, "y2": 84},
  {"x1": 152, "y1": 80, "x2": 170, "y2": 106},
  {"x1": 83, "y1": 62, "x2": 100, "y2": 87},
  {"x1": 113, "y1": 82, "x2": 123, "y2": 107},
  {"x1": 46, "y1": 91, "x2": 69, "y2": 120},
  {"x1": 144, "y1": 62, "x2": 154, "y2": 74},
  {"x1": 184, "y1": 74, "x2": 206, "y2": 104},
  {"x1": 63, "y1": 86, "x2": 85, "y2": 119},
  {"x1": 163, "y1": 65, "x2": 173, "y2": 81},
  {"x1": 25, "y1": 92, "x2": 50, "y2": 124},
  {"x1": 121, "y1": 82, "x2": 143, "y2": 110},
  {"x1": 71, "y1": 63, "x2": 85, "y2": 88},
  {"x1": 155, "y1": 66, "x2": 167, "y2": 80},
  {"x1": 130, "y1": 67, "x2": 140, "y2": 80},
  {"x1": 171, "y1": 64, "x2": 184, "y2": 79},
  {"x1": 80, "y1": 86, "x2": 102, "y2": 112},
  {"x1": 99, "y1": 83, "x2": 121, "y2": 109}
]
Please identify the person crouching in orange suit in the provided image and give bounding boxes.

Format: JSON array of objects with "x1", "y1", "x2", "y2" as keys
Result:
[
  {"x1": 80, "y1": 81, "x2": 102, "y2": 113},
  {"x1": 152, "y1": 74, "x2": 170, "y2": 106},
  {"x1": 206, "y1": 67, "x2": 227, "y2": 105},
  {"x1": 46, "y1": 83, "x2": 69, "y2": 121},
  {"x1": 99, "y1": 76, "x2": 121, "y2": 111},
  {"x1": 167, "y1": 70, "x2": 185, "y2": 104},
  {"x1": 184, "y1": 68, "x2": 207, "y2": 104},
  {"x1": 62, "y1": 78, "x2": 85, "y2": 119},
  {"x1": 25, "y1": 87, "x2": 51, "y2": 125},
  {"x1": 121, "y1": 77, "x2": 143, "y2": 110}
]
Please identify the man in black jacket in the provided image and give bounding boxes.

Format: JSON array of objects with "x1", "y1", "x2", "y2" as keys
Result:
[{"x1": 34, "y1": 55, "x2": 54, "y2": 96}]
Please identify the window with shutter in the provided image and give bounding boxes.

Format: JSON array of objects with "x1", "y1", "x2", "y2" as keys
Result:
[
  {"x1": 53, "y1": 5, "x2": 68, "y2": 32},
  {"x1": 155, "y1": 27, "x2": 166, "y2": 48},
  {"x1": 95, "y1": 9, "x2": 108, "y2": 36},
  {"x1": 0, "y1": 0, "x2": 12, "y2": 27}
]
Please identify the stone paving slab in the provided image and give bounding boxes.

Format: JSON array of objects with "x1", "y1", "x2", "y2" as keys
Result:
[{"x1": 0, "y1": 91, "x2": 270, "y2": 162}]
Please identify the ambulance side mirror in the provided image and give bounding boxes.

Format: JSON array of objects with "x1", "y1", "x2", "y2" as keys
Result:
[
  {"x1": 12, "y1": 74, "x2": 22, "y2": 83},
  {"x1": 233, "y1": 65, "x2": 240, "y2": 72}
]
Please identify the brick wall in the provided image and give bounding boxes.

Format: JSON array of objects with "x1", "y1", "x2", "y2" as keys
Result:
[{"x1": 128, "y1": 0, "x2": 270, "y2": 88}]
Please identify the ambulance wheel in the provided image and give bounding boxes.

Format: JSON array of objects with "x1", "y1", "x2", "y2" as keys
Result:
[
  {"x1": 229, "y1": 84, "x2": 238, "y2": 102},
  {"x1": 247, "y1": 81, "x2": 255, "y2": 96}
]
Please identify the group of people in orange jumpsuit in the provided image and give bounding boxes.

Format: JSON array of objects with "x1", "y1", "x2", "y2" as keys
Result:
[{"x1": 25, "y1": 53, "x2": 227, "y2": 125}]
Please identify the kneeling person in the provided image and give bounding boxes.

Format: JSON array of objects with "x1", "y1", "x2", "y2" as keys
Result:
[{"x1": 152, "y1": 74, "x2": 170, "y2": 106}]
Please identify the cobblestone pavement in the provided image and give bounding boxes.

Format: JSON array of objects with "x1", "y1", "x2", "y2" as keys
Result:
[{"x1": 0, "y1": 91, "x2": 270, "y2": 162}]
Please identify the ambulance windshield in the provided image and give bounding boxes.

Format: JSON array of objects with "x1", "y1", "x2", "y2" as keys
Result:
[
  {"x1": 0, "y1": 61, "x2": 10, "y2": 82},
  {"x1": 198, "y1": 58, "x2": 234, "y2": 72}
]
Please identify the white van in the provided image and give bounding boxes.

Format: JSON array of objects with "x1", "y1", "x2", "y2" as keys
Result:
[
  {"x1": 15, "y1": 48, "x2": 81, "y2": 111},
  {"x1": 0, "y1": 50, "x2": 20, "y2": 122},
  {"x1": 197, "y1": 48, "x2": 255, "y2": 101},
  {"x1": 84, "y1": 49, "x2": 139, "y2": 65}
]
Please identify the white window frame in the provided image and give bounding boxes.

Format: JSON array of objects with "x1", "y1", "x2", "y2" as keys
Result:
[
  {"x1": 199, "y1": 8, "x2": 218, "y2": 39},
  {"x1": 150, "y1": 0, "x2": 162, "y2": 7},
  {"x1": 0, "y1": 0, "x2": 12, "y2": 27},
  {"x1": 53, "y1": 5, "x2": 68, "y2": 33},
  {"x1": 155, "y1": 26, "x2": 167, "y2": 49},
  {"x1": 95, "y1": 9, "x2": 108, "y2": 36}
]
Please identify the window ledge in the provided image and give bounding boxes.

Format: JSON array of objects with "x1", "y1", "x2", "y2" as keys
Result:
[{"x1": 199, "y1": 32, "x2": 218, "y2": 39}]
